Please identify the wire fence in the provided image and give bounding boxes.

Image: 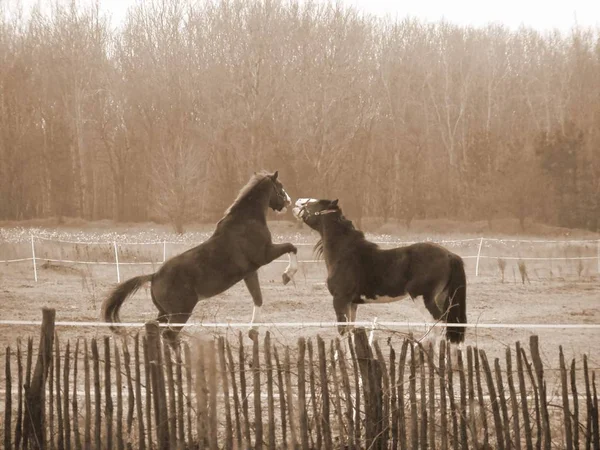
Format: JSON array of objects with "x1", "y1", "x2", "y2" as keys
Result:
[{"x1": 1, "y1": 234, "x2": 599, "y2": 282}]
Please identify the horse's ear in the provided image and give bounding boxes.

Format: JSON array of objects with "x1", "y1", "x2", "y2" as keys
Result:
[
  {"x1": 271, "y1": 171, "x2": 279, "y2": 181},
  {"x1": 331, "y1": 199, "x2": 339, "y2": 207}
]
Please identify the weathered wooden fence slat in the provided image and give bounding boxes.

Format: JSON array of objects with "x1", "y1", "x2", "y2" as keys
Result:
[
  {"x1": 307, "y1": 339, "x2": 321, "y2": 449},
  {"x1": 225, "y1": 338, "x2": 242, "y2": 448},
  {"x1": 3, "y1": 310, "x2": 599, "y2": 450},
  {"x1": 103, "y1": 337, "x2": 113, "y2": 450},
  {"x1": 419, "y1": 346, "x2": 428, "y2": 450},
  {"x1": 63, "y1": 340, "x2": 72, "y2": 450},
  {"x1": 163, "y1": 344, "x2": 177, "y2": 449},
  {"x1": 218, "y1": 336, "x2": 234, "y2": 450},
  {"x1": 297, "y1": 337, "x2": 309, "y2": 450},
  {"x1": 495, "y1": 357, "x2": 511, "y2": 448},
  {"x1": 516, "y1": 342, "x2": 534, "y2": 450},
  {"x1": 398, "y1": 339, "x2": 409, "y2": 450},
  {"x1": 263, "y1": 333, "x2": 276, "y2": 450},
  {"x1": 328, "y1": 341, "x2": 344, "y2": 449},
  {"x1": 15, "y1": 339, "x2": 24, "y2": 450},
  {"x1": 238, "y1": 331, "x2": 251, "y2": 448},
  {"x1": 457, "y1": 348, "x2": 467, "y2": 450},
  {"x1": 22, "y1": 337, "x2": 33, "y2": 450},
  {"x1": 506, "y1": 347, "x2": 521, "y2": 450},
  {"x1": 428, "y1": 345, "x2": 436, "y2": 450},
  {"x1": 142, "y1": 336, "x2": 152, "y2": 450},
  {"x1": 91, "y1": 338, "x2": 101, "y2": 450},
  {"x1": 251, "y1": 333, "x2": 263, "y2": 450},
  {"x1": 134, "y1": 334, "x2": 146, "y2": 450},
  {"x1": 183, "y1": 342, "x2": 194, "y2": 448},
  {"x1": 55, "y1": 334, "x2": 64, "y2": 450},
  {"x1": 446, "y1": 343, "x2": 459, "y2": 450},
  {"x1": 73, "y1": 340, "x2": 82, "y2": 450},
  {"x1": 530, "y1": 335, "x2": 551, "y2": 450},
  {"x1": 273, "y1": 345, "x2": 288, "y2": 447},
  {"x1": 206, "y1": 340, "x2": 218, "y2": 450},
  {"x1": 4, "y1": 346, "x2": 11, "y2": 450},
  {"x1": 83, "y1": 340, "x2": 91, "y2": 450}
]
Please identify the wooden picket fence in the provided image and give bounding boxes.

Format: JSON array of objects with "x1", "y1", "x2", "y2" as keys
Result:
[{"x1": 2, "y1": 308, "x2": 599, "y2": 449}]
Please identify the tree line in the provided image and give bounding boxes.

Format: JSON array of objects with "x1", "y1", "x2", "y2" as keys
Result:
[{"x1": 1, "y1": 0, "x2": 599, "y2": 232}]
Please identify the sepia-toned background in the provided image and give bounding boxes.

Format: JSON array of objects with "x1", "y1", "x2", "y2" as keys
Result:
[{"x1": 1, "y1": 0, "x2": 599, "y2": 234}]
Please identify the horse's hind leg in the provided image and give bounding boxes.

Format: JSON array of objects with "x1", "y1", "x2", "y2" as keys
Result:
[
  {"x1": 333, "y1": 296, "x2": 352, "y2": 335},
  {"x1": 244, "y1": 271, "x2": 263, "y2": 338},
  {"x1": 161, "y1": 312, "x2": 192, "y2": 347},
  {"x1": 428, "y1": 289, "x2": 464, "y2": 370},
  {"x1": 151, "y1": 281, "x2": 194, "y2": 346},
  {"x1": 418, "y1": 293, "x2": 446, "y2": 360}
]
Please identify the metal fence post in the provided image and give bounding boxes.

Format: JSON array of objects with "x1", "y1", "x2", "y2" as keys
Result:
[
  {"x1": 114, "y1": 242, "x2": 120, "y2": 283},
  {"x1": 475, "y1": 237, "x2": 484, "y2": 277},
  {"x1": 31, "y1": 235, "x2": 38, "y2": 282}
]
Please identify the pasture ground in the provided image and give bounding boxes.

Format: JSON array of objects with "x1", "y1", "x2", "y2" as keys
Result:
[{"x1": 1, "y1": 219, "x2": 599, "y2": 400}]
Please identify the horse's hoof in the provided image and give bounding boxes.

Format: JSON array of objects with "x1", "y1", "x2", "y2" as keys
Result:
[
  {"x1": 282, "y1": 273, "x2": 291, "y2": 285},
  {"x1": 248, "y1": 328, "x2": 259, "y2": 341}
]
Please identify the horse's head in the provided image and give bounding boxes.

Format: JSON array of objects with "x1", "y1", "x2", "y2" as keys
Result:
[
  {"x1": 292, "y1": 198, "x2": 340, "y2": 230},
  {"x1": 267, "y1": 171, "x2": 292, "y2": 212}
]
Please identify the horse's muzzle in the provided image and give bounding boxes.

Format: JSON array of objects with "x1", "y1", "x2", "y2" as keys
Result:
[
  {"x1": 292, "y1": 206, "x2": 303, "y2": 220},
  {"x1": 292, "y1": 198, "x2": 316, "y2": 221}
]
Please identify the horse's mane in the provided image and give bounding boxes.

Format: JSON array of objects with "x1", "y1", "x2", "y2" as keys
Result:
[
  {"x1": 225, "y1": 170, "x2": 271, "y2": 215},
  {"x1": 314, "y1": 240, "x2": 324, "y2": 259},
  {"x1": 313, "y1": 211, "x2": 366, "y2": 259}
]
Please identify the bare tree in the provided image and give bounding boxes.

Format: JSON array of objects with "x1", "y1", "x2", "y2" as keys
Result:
[{"x1": 1, "y1": 0, "x2": 599, "y2": 231}]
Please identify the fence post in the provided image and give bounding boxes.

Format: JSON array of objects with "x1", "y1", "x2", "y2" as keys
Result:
[
  {"x1": 145, "y1": 321, "x2": 169, "y2": 450},
  {"x1": 31, "y1": 235, "x2": 38, "y2": 282},
  {"x1": 113, "y1": 242, "x2": 120, "y2": 283},
  {"x1": 23, "y1": 308, "x2": 56, "y2": 449},
  {"x1": 475, "y1": 237, "x2": 484, "y2": 277},
  {"x1": 353, "y1": 327, "x2": 384, "y2": 449},
  {"x1": 163, "y1": 240, "x2": 167, "y2": 264}
]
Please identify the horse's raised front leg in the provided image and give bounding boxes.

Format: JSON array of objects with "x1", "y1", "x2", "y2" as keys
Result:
[
  {"x1": 244, "y1": 271, "x2": 263, "y2": 339},
  {"x1": 282, "y1": 252, "x2": 299, "y2": 285},
  {"x1": 265, "y1": 243, "x2": 298, "y2": 285}
]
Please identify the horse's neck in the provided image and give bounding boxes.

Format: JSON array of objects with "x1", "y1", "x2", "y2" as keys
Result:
[
  {"x1": 229, "y1": 203, "x2": 268, "y2": 222},
  {"x1": 227, "y1": 189, "x2": 270, "y2": 221},
  {"x1": 321, "y1": 220, "x2": 361, "y2": 257}
]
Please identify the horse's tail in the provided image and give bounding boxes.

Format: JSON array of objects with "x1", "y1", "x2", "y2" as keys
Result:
[
  {"x1": 102, "y1": 274, "x2": 153, "y2": 334},
  {"x1": 445, "y1": 255, "x2": 467, "y2": 344}
]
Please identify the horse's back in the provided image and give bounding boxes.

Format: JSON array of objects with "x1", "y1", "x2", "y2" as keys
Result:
[
  {"x1": 154, "y1": 219, "x2": 272, "y2": 295},
  {"x1": 371, "y1": 242, "x2": 461, "y2": 295},
  {"x1": 153, "y1": 236, "x2": 244, "y2": 297}
]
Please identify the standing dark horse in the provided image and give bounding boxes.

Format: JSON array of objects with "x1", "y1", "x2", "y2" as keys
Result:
[
  {"x1": 102, "y1": 171, "x2": 298, "y2": 343},
  {"x1": 293, "y1": 198, "x2": 467, "y2": 346}
]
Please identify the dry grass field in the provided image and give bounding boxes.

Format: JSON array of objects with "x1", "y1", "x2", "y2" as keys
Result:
[{"x1": 1, "y1": 219, "x2": 599, "y2": 400}]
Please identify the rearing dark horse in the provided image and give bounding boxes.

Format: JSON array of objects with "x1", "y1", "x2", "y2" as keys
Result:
[
  {"x1": 102, "y1": 170, "x2": 298, "y2": 342},
  {"x1": 293, "y1": 198, "x2": 467, "y2": 346}
]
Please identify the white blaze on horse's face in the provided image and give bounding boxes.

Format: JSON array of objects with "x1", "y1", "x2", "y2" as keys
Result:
[
  {"x1": 283, "y1": 189, "x2": 292, "y2": 206},
  {"x1": 292, "y1": 198, "x2": 318, "y2": 220},
  {"x1": 275, "y1": 187, "x2": 292, "y2": 214}
]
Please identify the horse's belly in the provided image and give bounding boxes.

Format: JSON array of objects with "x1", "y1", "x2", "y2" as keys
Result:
[{"x1": 362, "y1": 294, "x2": 409, "y2": 304}]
